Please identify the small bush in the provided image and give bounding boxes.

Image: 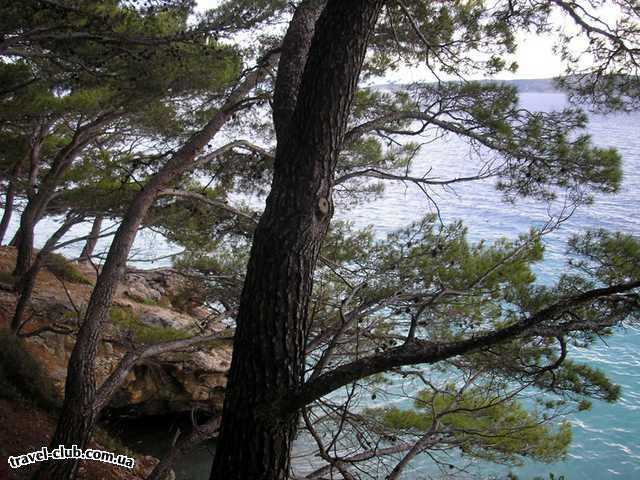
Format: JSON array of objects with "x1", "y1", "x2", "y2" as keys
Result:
[
  {"x1": 127, "y1": 294, "x2": 171, "y2": 308},
  {"x1": 44, "y1": 253, "x2": 92, "y2": 285},
  {"x1": 109, "y1": 306, "x2": 191, "y2": 344},
  {"x1": 0, "y1": 329, "x2": 60, "y2": 409},
  {"x1": 127, "y1": 294, "x2": 157, "y2": 306}
]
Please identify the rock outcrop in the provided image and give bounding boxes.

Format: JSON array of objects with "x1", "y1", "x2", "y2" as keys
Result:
[{"x1": 0, "y1": 247, "x2": 232, "y2": 418}]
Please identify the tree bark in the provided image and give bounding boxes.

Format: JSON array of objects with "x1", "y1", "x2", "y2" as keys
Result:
[
  {"x1": 12, "y1": 200, "x2": 38, "y2": 281},
  {"x1": 11, "y1": 130, "x2": 44, "y2": 275},
  {"x1": 210, "y1": 2, "x2": 383, "y2": 479},
  {"x1": 272, "y1": 0, "x2": 326, "y2": 142},
  {"x1": 0, "y1": 178, "x2": 19, "y2": 245},
  {"x1": 78, "y1": 215, "x2": 103, "y2": 262},
  {"x1": 34, "y1": 61, "x2": 272, "y2": 480}
]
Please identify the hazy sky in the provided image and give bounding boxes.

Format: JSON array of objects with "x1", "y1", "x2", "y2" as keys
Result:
[
  {"x1": 195, "y1": 1, "x2": 593, "y2": 81},
  {"x1": 384, "y1": 30, "x2": 564, "y2": 82}
]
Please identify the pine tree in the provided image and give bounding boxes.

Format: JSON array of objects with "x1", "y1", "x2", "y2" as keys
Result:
[{"x1": 2, "y1": 1, "x2": 636, "y2": 479}]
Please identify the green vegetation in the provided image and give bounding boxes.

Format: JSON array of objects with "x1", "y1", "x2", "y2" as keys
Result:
[
  {"x1": 0, "y1": 270, "x2": 14, "y2": 286},
  {"x1": 44, "y1": 253, "x2": 92, "y2": 285},
  {"x1": 0, "y1": 329, "x2": 60, "y2": 409},
  {"x1": 109, "y1": 306, "x2": 191, "y2": 344},
  {"x1": 368, "y1": 386, "x2": 572, "y2": 465},
  {"x1": 126, "y1": 293, "x2": 170, "y2": 308}
]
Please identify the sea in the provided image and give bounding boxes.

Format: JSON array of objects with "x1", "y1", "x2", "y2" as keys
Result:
[
  {"x1": 4, "y1": 91, "x2": 639, "y2": 479},
  {"x1": 331, "y1": 92, "x2": 640, "y2": 480}
]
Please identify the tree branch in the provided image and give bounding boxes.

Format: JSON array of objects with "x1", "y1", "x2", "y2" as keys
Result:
[{"x1": 286, "y1": 280, "x2": 640, "y2": 412}]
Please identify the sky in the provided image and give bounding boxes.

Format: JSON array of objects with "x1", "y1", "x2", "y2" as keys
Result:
[
  {"x1": 382, "y1": 30, "x2": 564, "y2": 83},
  {"x1": 194, "y1": 1, "x2": 614, "y2": 82}
]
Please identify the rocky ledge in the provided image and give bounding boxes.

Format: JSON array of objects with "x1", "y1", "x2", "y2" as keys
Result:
[{"x1": 0, "y1": 246, "x2": 233, "y2": 419}]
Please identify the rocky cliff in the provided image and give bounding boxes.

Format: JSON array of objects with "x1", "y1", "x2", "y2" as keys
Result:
[{"x1": 0, "y1": 247, "x2": 233, "y2": 419}]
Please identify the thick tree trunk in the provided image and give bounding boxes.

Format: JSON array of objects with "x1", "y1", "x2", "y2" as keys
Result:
[
  {"x1": 34, "y1": 65, "x2": 270, "y2": 480},
  {"x1": 210, "y1": 2, "x2": 383, "y2": 479},
  {"x1": 78, "y1": 215, "x2": 103, "y2": 262}
]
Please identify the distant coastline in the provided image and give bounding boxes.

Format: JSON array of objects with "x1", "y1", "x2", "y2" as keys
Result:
[
  {"x1": 377, "y1": 77, "x2": 561, "y2": 93},
  {"x1": 496, "y1": 78, "x2": 560, "y2": 93}
]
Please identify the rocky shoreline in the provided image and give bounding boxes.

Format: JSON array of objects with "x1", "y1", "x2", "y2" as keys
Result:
[{"x1": 0, "y1": 246, "x2": 232, "y2": 479}]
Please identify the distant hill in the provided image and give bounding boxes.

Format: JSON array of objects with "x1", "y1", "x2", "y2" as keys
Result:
[
  {"x1": 499, "y1": 78, "x2": 560, "y2": 92},
  {"x1": 375, "y1": 78, "x2": 561, "y2": 93}
]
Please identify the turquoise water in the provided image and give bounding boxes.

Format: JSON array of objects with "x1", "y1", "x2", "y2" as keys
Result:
[
  {"x1": 7, "y1": 93, "x2": 639, "y2": 478},
  {"x1": 336, "y1": 93, "x2": 640, "y2": 479}
]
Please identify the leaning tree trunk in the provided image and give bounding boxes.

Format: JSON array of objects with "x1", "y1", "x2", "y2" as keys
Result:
[
  {"x1": 0, "y1": 179, "x2": 18, "y2": 245},
  {"x1": 1, "y1": 125, "x2": 45, "y2": 245},
  {"x1": 11, "y1": 139, "x2": 43, "y2": 274},
  {"x1": 11, "y1": 215, "x2": 80, "y2": 333},
  {"x1": 12, "y1": 200, "x2": 38, "y2": 280},
  {"x1": 34, "y1": 66, "x2": 269, "y2": 480},
  {"x1": 12, "y1": 112, "x2": 118, "y2": 280},
  {"x1": 35, "y1": 189, "x2": 169, "y2": 480},
  {"x1": 78, "y1": 215, "x2": 103, "y2": 262},
  {"x1": 210, "y1": 2, "x2": 383, "y2": 479}
]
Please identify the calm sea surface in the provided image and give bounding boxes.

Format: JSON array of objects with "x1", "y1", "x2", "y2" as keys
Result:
[
  {"x1": 336, "y1": 92, "x2": 640, "y2": 480},
  {"x1": 8, "y1": 92, "x2": 639, "y2": 479}
]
